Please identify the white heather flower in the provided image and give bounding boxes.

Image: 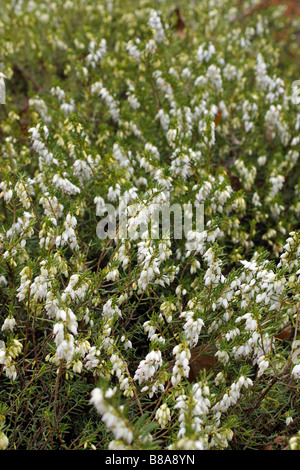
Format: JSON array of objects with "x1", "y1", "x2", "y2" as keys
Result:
[
  {"x1": 0, "y1": 72, "x2": 6, "y2": 104},
  {"x1": 107, "y1": 184, "x2": 121, "y2": 201},
  {"x1": 145, "y1": 39, "x2": 157, "y2": 55},
  {"x1": 84, "y1": 346, "x2": 100, "y2": 370},
  {"x1": 110, "y1": 354, "x2": 125, "y2": 379},
  {"x1": 174, "y1": 382, "x2": 210, "y2": 440},
  {"x1": 257, "y1": 356, "x2": 269, "y2": 378},
  {"x1": 124, "y1": 340, "x2": 132, "y2": 350},
  {"x1": 134, "y1": 350, "x2": 162, "y2": 384},
  {"x1": 126, "y1": 39, "x2": 141, "y2": 62},
  {"x1": 215, "y1": 372, "x2": 226, "y2": 386},
  {"x1": 206, "y1": 64, "x2": 223, "y2": 91},
  {"x1": 108, "y1": 440, "x2": 127, "y2": 450},
  {"x1": 180, "y1": 310, "x2": 204, "y2": 347},
  {"x1": 103, "y1": 299, "x2": 121, "y2": 320},
  {"x1": 15, "y1": 181, "x2": 33, "y2": 209},
  {"x1": 143, "y1": 321, "x2": 157, "y2": 340},
  {"x1": 148, "y1": 10, "x2": 165, "y2": 43},
  {"x1": 196, "y1": 42, "x2": 215, "y2": 62},
  {"x1": 0, "y1": 181, "x2": 13, "y2": 202},
  {"x1": 56, "y1": 335, "x2": 75, "y2": 362},
  {"x1": 60, "y1": 100, "x2": 75, "y2": 115},
  {"x1": 91, "y1": 82, "x2": 120, "y2": 122},
  {"x1": 291, "y1": 364, "x2": 300, "y2": 379},
  {"x1": 50, "y1": 85, "x2": 65, "y2": 101},
  {"x1": 86, "y1": 39, "x2": 107, "y2": 68},
  {"x1": 0, "y1": 432, "x2": 8, "y2": 450},
  {"x1": 286, "y1": 417, "x2": 293, "y2": 426},
  {"x1": 0, "y1": 276, "x2": 7, "y2": 287},
  {"x1": 39, "y1": 193, "x2": 64, "y2": 224},
  {"x1": 168, "y1": 437, "x2": 205, "y2": 450},
  {"x1": 223, "y1": 63, "x2": 237, "y2": 81},
  {"x1": 212, "y1": 376, "x2": 253, "y2": 413},
  {"x1": 52, "y1": 174, "x2": 81, "y2": 195},
  {"x1": 56, "y1": 214, "x2": 78, "y2": 250},
  {"x1": 1, "y1": 318, "x2": 16, "y2": 332},
  {"x1": 155, "y1": 109, "x2": 170, "y2": 131},
  {"x1": 155, "y1": 403, "x2": 171, "y2": 428},
  {"x1": 94, "y1": 196, "x2": 107, "y2": 216},
  {"x1": 215, "y1": 349, "x2": 230, "y2": 365},
  {"x1": 16, "y1": 267, "x2": 31, "y2": 302},
  {"x1": 258, "y1": 155, "x2": 267, "y2": 166},
  {"x1": 90, "y1": 388, "x2": 133, "y2": 444},
  {"x1": 127, "y1": 91, "x2": 140, "y2": 110},
  {"x1": 73, "y1": 360, "x2": 83, "y2": 374},
  {"x1": 106, "y1": 268, "x2": 119, "y2": 282},
  {"x1": 268, "y1": 174, "x2": 285, "y2": 198},
  {"x1": 29, "y1": 98, "x2": 51, "y2": 123},
  {"x1": 73, "y1": 159, "x2": 94, "y2": 182},
  {"x1": 171, "y1": 344, "x2": 191, "y2": 386},
  {"x1": 225, "y1": 327, "x2": 240, "y2": 341}
]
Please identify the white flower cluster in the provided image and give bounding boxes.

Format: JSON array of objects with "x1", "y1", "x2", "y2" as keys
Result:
[
  {"x1": 212, "y1": 376, "x2": 253, "y2": 413},
  {"x1": 175, "y1": 381, "x2": 211, "y2": 439},
  {"x1": 0, "y1": 181, "x2": 13, "y2": 202},
  {"x1": 15, "y1": 180, "x2": 34, "y2": 210},
  {"x1": 28, "y1": 125, "x2": 57, "y2": 167},
  {"x1": 86, "y1": 39, "x2": 107, "y2": 68},
  {"x1": 0, "y1": 340, "x2": 22, "y2": 380},
  {"x1": 110, "y1": 354, "x2": 133, "y2": 397},
  {"x1": 180, "y1": 309, "x2": 205, "y2": 347},
  {"x1": 2, "y1": 0, "x2": 300, "y2": 451},
  {"x1": 52, "y1": 174, "x2": 81, "y2": 195},
  {"x1": 148, "y1": 10, "x2": 165, "y2": 43},
  {"x1": 134, "y1": 349, "x2": 162, "y2": 385},
  {"x1": 155, "y1": 403, "x2": 171, "y2": 428},
  {"x1": 171, "y1": 343, "x2": 191, "y2": 386},
  {"x1": 39, "y1": 193, "x2": 64, "y2": 225},
  {"x1": 90, "y1": 388, "x2": 133, "y2": 444},
  {"x1": 91, "y1": 81, "x2": 120, "y2": 122},
  {"x1": 0, "y1": 432, "x2": 8, "y2": 450},
  {"x1": 56, "y1": 213, "x2": 78, "y2": 250}
]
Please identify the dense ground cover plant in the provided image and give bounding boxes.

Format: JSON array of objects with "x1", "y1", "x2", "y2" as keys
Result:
[{"x1": 1, "y1": 0, "x2": 300, "y2": 450}]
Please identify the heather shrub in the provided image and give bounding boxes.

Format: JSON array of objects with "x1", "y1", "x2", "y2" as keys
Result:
[{"x1": 0, "y1": 0, "x2": 300, "y2": 450}]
